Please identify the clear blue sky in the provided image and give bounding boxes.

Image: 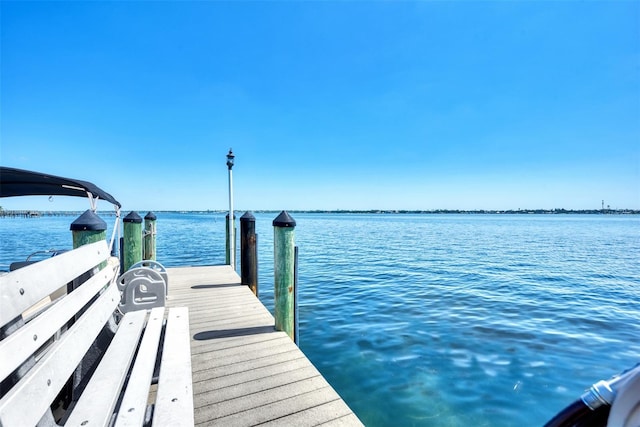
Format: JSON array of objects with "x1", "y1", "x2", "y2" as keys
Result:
[{"x1": 1, "y1": 1, "x2": 639, "y2": 211}]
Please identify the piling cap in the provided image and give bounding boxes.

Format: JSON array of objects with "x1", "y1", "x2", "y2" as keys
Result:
[
  {"x1": 123, "y1": 211, "x2": 142, "y2": 223},
  {"x1": 273, "y1": 210, "x2": 296, "y2": 227},
  {"x1": 70, "y1": 209, "x2": 107, "y2": 231},
  {"x1": 240, "y1": 211, "x2": 256, "y2": 222},
  {"x1": 144, "y1": 211, "x2": 157, "y2": 221},
  {"x1": 225, "y1": 213, "x2": 236, "y2": 219}
]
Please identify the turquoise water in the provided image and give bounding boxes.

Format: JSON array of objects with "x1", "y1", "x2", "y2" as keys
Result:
[{"x1": 1, "y1": 213, "x2": 639, "y2": 426}]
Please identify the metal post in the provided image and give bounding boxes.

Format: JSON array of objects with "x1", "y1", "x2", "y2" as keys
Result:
[
  {"x1": 273, "y1": 211, "x2": 297, "y2": 342},
  {"x1": 226, "y1": 149, "x2": 235, "y2": 270},
  {"x1": 240, "y1": 211, "x2": 258, "y2": 296}
]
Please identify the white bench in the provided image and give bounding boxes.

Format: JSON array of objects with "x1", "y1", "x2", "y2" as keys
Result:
[{"x1": 0, "y1": 240, "x2": 194, "y2": 426}]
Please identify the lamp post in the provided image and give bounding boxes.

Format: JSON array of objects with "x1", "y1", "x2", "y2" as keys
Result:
[{"x1": 226, "y1": 148, "x2": 235, "y2": 270}]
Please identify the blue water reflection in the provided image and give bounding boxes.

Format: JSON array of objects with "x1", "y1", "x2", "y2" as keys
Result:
[{"x1": 1, "y1": 213, "x2": 638, "y2": 426}]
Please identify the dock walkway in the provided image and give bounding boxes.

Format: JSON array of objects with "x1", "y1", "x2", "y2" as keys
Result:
[{"x1": 166, "y1": 265, "x2": 363, "y2": 426}]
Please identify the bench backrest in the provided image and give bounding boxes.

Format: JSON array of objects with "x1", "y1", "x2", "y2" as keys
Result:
[{"x1": 0, "y1": 240, "x2": 119, "y2": 425}]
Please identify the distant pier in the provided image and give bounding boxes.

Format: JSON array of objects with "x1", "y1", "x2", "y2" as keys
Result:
[
  {"x1": 0, "y1": 210, "x2": 41, "y2": 218},
  {"x1": 0, "y1": 210, "x2": 120, "y2": 218}
]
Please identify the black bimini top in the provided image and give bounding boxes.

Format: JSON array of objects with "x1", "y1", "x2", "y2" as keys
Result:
[{"x1": 0, "y1": 166, "x2": 121, "y2": 208}]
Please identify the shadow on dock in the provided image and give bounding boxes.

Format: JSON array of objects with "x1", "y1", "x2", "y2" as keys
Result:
[{"x1": 194, "y1": 325, "x2": 276, "y2": 340}]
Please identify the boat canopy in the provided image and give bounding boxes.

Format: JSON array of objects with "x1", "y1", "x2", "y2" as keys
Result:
[{"x1": 0, "y1": 166, "x2": 121, "y2": 208}]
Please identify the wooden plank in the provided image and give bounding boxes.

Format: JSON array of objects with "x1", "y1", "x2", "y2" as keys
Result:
[
  {"x1": 114, "y1": 307, "x2": 165, "y2": 427},
  {"x1": 0, "y1": 240, "x2": 110, "y2": 326},
  {"x1": 195, "y1": 365, "x2": 323, "y2": 408},
  {"x1": 64, "y1": 310, "x2": 147, "y2": 427},
  {"x1": 258, "y1": 399, "x2": 358, "y2": 427},
  {"x1": 192, "y1": 347, "x2": 301, "y2": 383},
  {"x1": 317, "y1": 413, "x2": 365, "y2": 426},
  {"x1": 198, "y1": 383, "x2": 336, "y2": 426},
  {"x1": 196, "y1": 337, "x2": 304, "y2": 372},
  {"x1": 152, "y1": 307, "x2": 194, "y2": 426},
  {"x1": 0, "y1": 262, "x2": 117, "y2": 382},
  {"x1": 0, "y1": 283, "x2": 121, "y2": 427}
]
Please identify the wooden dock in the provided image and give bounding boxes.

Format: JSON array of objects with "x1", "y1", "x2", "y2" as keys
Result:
[{"x1": 166, "y1": 265, "x2": 363, "y2": 426}]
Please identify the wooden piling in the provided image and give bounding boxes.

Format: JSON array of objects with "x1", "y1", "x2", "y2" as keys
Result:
[
  {"x1": 123, "y1": 211, "x2": 142, "y2": 272},
  {"x1": 240, "y1": 211, "x2": 258, "y2": 296},
  {"x1": 273, "y1": 211, "x2": 297, "y2": 342},
  {"x1": 70, "y1": 210, "x2": 107, "y2": 249},
  {"x1": 144, "y1": 211, "x2": 157, "y2": 261},
  {"x1": 70, "y1": 210, "x2": 107, "y2": 286}
]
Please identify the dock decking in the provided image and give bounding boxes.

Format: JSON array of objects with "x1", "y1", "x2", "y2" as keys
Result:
[{"x1": 166, "y1": 265, "x2": 363, "y2": 426}]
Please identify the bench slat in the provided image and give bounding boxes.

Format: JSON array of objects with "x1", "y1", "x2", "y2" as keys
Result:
[
  {"x1": 0, "y1": 240, "x2": 111, "y2": 326},
  {"x1": 0, "y1": 262, "x2": 117, "y2": 382},
  {"x1": 0, "y1": 283, "x2": 121, "y2": 427},
  {"x1": 64, "y1": 309, "x2": 148, "y2": 427},
  {"x1": 114, "y1": 306, "x2": 165, "y2": 427},
  {"x1": 152, "y1": 307, "x2": 194, "y2": 426}
]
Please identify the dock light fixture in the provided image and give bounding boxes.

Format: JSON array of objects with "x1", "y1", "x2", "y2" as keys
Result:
[
  {"x1": 227, "y1": 148, "x2": 236, "y2": 270},
  {"x1": 226, "y1": 149, "x2": 235, "y2": 169}
]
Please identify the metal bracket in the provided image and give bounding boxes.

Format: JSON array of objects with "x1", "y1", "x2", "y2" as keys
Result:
[{"x1": 117, "y1": 266, "x2": 166, "y2": 313}]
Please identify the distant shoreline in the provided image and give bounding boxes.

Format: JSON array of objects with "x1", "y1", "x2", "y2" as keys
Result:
[{"x1": 1, "y1": 208, "x2": 639, "y2": 217}]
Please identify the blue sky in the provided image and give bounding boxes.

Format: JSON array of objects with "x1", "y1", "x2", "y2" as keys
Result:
[{"x1": 1, "y1": 1, "x2": 639, "y2": 211}]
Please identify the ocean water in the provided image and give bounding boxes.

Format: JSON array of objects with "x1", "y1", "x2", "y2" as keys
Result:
[{"x1": 1, "y1": 212, "x2": 639, "y2": 426}]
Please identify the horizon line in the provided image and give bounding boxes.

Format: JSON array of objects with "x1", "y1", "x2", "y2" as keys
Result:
[{"x1": 2, "y1": 208, "x2": 639, "y2": 215}]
